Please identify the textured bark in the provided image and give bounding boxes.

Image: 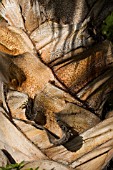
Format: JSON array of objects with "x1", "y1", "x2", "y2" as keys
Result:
[{"x1": 0, "y1": 0, "x2": 113, "y2": 169}]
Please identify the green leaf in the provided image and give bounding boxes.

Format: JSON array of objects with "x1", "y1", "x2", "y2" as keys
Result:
[
  {"x1": 17, "y1": 161, "x2": 25, "y2": 168},
  {"x1": 35, "y1": 168, "x2": 39, "y2": 170},
  {"x1": 105, "y1": 16, "x2": 113, "y2": 26},
  {"x1": 101, "y1": 11, "x2": 113, "y2": 42},
  {"x1": 0, "y1": 161, "x2": 25, "y2": 170},
  {"x1": 0, "y1": 168, "x2": 6, "y2": 170}
]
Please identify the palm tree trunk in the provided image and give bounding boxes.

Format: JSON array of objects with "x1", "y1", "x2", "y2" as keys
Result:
[{"x1": 0, "y1": 0, "x2": 113, "y2": 169}]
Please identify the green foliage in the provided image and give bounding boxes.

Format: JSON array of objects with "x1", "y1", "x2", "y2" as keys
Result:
[
  {"x1": 102, "y1": 12, "x2": 113, "y2": 42},
  {"x1": 0, "y1": 161, "x2": 39, "y2": 170},
  {"x1": 0, "y1": 161, "x2": 25, "y2": 170}
]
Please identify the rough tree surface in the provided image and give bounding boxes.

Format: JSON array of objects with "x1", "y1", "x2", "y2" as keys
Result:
[{"x1": 0, "y1": 0, "x2": 113, "y2": 169}]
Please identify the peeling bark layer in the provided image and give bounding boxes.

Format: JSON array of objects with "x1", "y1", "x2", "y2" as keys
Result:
[{"x1": 0, "y1": 0, "x2": 113, "y2": 170}]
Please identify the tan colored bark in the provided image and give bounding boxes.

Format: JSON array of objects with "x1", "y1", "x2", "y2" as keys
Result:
[{"x1": 0, "y1": 0, "x2": 113, "y2": 170}]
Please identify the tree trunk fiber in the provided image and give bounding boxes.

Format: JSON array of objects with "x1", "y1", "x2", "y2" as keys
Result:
[{"x1": 0, "y1": 0, "x2": 113, "y2": 169}]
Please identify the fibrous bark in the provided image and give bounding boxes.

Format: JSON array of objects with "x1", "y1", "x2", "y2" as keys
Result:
[{"x1": 0, "y1": 0, "x2": 113, "y2": 169}]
